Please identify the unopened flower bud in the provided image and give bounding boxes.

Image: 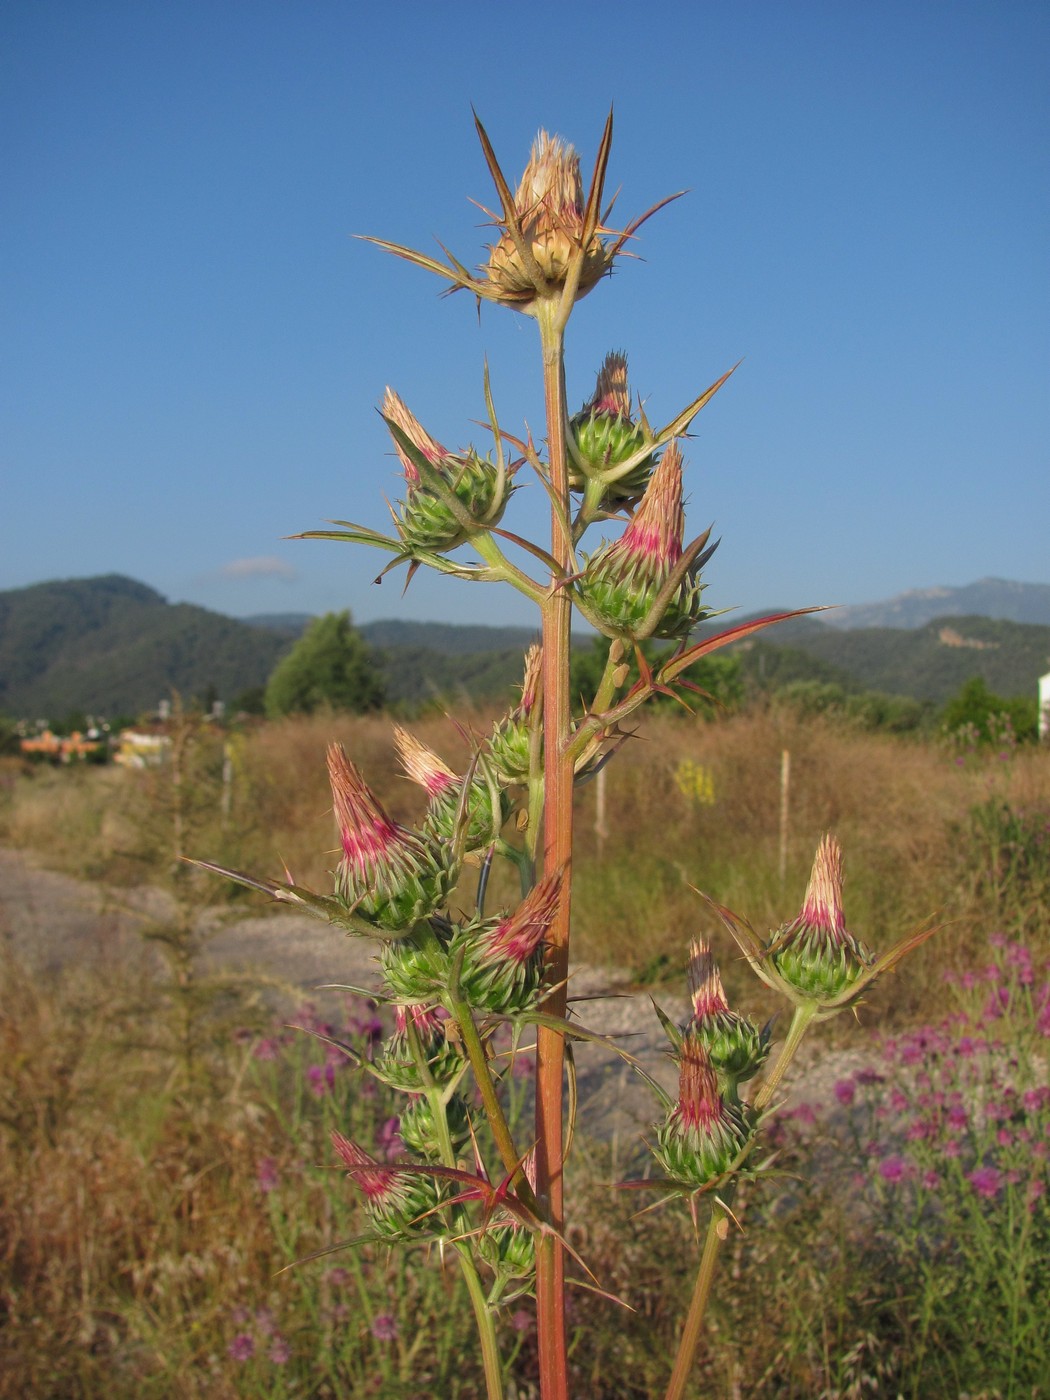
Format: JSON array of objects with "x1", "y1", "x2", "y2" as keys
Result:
[
  {"x1": 379, "y1": 1003, "x2": 463, "y2": 1092},
  {"x1": 486, "y1": 132, "x2": 612, "y2": 307},
  {"x1": 455, "y1": 871, "x2": 561, "y2": 1013},
  {"x1": 687, "y1": 938, "x2": 769, "y2": 1085},
  {"x1": 394, "y1": 726, "x2": 508, "y2": 854},
  {"x1": 576, "y1": 443, "x2": 706, "y2": 640},
  {"x1": 399, "y1": 1091, "x2": 471, "y2": 1160},
  {"x1": 568, "y1": 352, "x2": 655, "y2": 504},
  {"x1": 479, "y1": 1150, "x2": 537, "y2": 1281},
  {"x1": 330, "y1": 1130, "x2": 441, "y2": 1238},
  {"x1": 770, "y1": 835, "x2": 875, "y2": 1001},
  {"x1": 382, "y1": 389, "x2": 510, "y2": 555},
  {"x1": 327, "y1": 744, "x2": 453, "y2": 932},
  {"x1": 489, "y1": 645, "x2": 542, "y2": 785},
  {"x1": 652, "y1": 1036, "x2": 750, "y2": 1188}
]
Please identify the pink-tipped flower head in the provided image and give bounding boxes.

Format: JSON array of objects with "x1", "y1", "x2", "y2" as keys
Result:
[
  {"x1": 652, "y1": 1035, "x2": 750, "y2": 1188},
  {"x1": 327, "y1": 743, "x2": 452, "y2": 932},
  {"x1": 394, "y1": 726, "x2": 509, "y2": 855},
  {"x1": 380, "y1": 1002, "x2": 463, "y2": 1093},
  {"x1": 769, "y1": 835, "x2": 875, "y2": 1001},
  {"x1": 330, "y1": 1130, "x2": 439, "y2": 1238},
  {"x1": 382, "y1": 387, "x2": 447, "y2": 487},
  {"x1": 687, "y1": 937, "x2": 769, "y2": 1085},
  {"x1": 381, "y1": 388, "x2": 511, "y2": 555},
  {"x1": 577, "y1": 442, "x2": 707, "y2": 641},
  {"x1": 454, "y1": 871, "x2": 562, "y2": 1013},
  {"x1": 568, "y1": 352, "x2": 655, "y2": 505},
  {"x1": 394, "y1": 726, "x2": 457, "y2": 801},
  {"x1": 489, "y1": 645, "x2": 543, "y2": 786},
  {"x1": 486, "y1": 131, "x2": 612, "y2": 308}
]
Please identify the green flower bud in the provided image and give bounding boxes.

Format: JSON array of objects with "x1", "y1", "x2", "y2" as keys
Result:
[
  {"x1": 327, "y1": 744, "x2": 454, "y2": 933},
  {"x1": 576, "y1": 443, "x2": 707, "y2": 641},
  {"x1": 687, "y1": 937, "x2": 769, "y2": 1088},
  {"x1": 489, "y1": 645, "x2": 542, "y2": 786},
  {"x1": 383, "y1": 389, "x2": 512, "y2": 555},
  {"x1": 399, "y1": 1092, "x2": 471, "y2": 1160},
  {"x1": 769, "y1": 836, "x2": 875, "y2": 1001},
  {"x1": 651, "y1": 1037, "x2": 750, "y2": 1189},
  {"x1": 378, "y1": 1004, "x2": 464, "y2": 1092},
  {"x1": 568, "y1": 352, "x2": 655, "y2": 505},
  {"x1": 330, "y1": 1131, "x2": 443, "y2": 1239}
]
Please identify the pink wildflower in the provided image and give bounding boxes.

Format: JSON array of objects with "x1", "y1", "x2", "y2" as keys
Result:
[{"x1": 967, "y1": 1166, "x2": 1002, "y2": 1199}]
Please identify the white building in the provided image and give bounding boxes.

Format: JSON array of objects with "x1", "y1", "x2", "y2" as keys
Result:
[{"x1": 1040, "y1": 671, "x2": 1050, "y2": 740}]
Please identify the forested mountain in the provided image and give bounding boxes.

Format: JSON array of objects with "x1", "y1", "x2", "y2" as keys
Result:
[
  {"x1": 0, "y1": 575, "x2": 294, "y2": 718},
  {"x1": 2, "y1": 574, "x2": 1048, "y2": 721}
]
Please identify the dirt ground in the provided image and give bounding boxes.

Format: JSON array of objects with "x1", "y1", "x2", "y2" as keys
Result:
[{"x1": 0, "y1": 844, "x2": 866, "y2": 1140}]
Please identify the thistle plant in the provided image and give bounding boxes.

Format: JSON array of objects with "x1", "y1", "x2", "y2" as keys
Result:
[{"x1": 199, "y1": 113, "x2": 942, "y2": 1399}]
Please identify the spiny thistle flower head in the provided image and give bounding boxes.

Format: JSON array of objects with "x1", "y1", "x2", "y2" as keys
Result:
[
  {"x1": 399, "y1": 1091, "x2": 471, "y2": 1159},
  {"x1": 330, "y1": 1130, "x2": 439, "y2": 1238},
  {"x1": 394, "y1": 726, "x2": 457, "y2": 801},
  {"x1": 652, "y1": 1035, "x2": 750, "y2": 1189},
  {"x1": 489, "y1": 644, "x2": 542, "y2": 785},
  {"x1": 453, "y1": 871, "x2": 562, "y2": 1013},
  {"x1": 380, "y1": 1002, "x2": 463, "y2": 1093},
  {"x1": 380, "y1": 928, "x2": 452, "y2": 1002},
  {"x1": 381, "y1": 388, "x2": 510, "y2": 555},
  {"x1": 770, "y1": 834, "x2": 876, "y2": 1001},
  {"x1": 394, "y1": 726, "x2": 508, "y2": 854},
  {"x1": 383, "y1": 387, "x2": 447, "y2": 484},
  {"x1": 327, "y1": 743, "x2": 453, "y2": 932},
  {"x1": 486, "y1": 131, "x2": 612, "y2": 307},
  {"x1": 687, "y1": 937, "x2": 769, "y2": 1084},
  {"x1": 568, "y1": 351, "x2": 654, "y2": 504},
  {"x1": 577, "y1": 442, "x2": 707, "y2": 640}
]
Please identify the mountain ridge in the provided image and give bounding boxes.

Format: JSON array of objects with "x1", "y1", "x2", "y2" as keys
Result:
[{"x1": 2, "y1": 573, "x2": 1049, "y2": 720}]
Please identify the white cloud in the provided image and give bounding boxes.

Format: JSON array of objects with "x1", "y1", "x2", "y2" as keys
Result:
[{"x1": 220, "y1": 556, "x2": 299, "y2": 582}]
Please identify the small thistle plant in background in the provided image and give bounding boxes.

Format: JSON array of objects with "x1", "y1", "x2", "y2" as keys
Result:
[{"x1": 200, "y1": 115, "x2": 941, "y2": 1399}]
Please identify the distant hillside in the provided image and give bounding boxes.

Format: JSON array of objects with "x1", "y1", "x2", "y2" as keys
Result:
[
  {"x1": 4, "y1": 575, "x2": 1048, "y2": 721},
  {"x1": 735, "y1": 614, "x2": 1050, "y2": 703},
  {"x1": 0, "y1": 575, "x2": 295, "y2": 719},
  {"x1": 821, "y1": 578, "x2": 1050, "y2": 630}
]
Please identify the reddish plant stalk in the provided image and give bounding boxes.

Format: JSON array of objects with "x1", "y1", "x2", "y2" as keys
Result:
[{"x1": 535, "y1": 307, "x2": 572, "y2": 1400}]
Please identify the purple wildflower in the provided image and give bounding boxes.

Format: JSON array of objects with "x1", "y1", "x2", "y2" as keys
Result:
[
  {"x1": 268, "y1": 1337, "x2": 291, "y2": 1365},
  {"x1": 371, "y1": 1313, "x2": 399, "y2": 1342},
  {"x1": 968, "y1": 1166, "x2": 1002, "y2": 1199},
  {"x1": 879, "y1": 1155, "x2": 909, "y2": 1184},
  {"x1": 307, "y1": 1063, "x2": 336, "y2": 1098},
  {"x1": 228, "y1": 1333, "x2": 255, "y2": 1362},
  {"x1": 256, "y1": 1157, "x2": 279, "y2": 1194},
  {"x1": 834, "y1": 1079, "x2": 856, "y2": 1107},
  {"x1": 253, "y1": 1038, "x2": 280, "y2": 1061}
]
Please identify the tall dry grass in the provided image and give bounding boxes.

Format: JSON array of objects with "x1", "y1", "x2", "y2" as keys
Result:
[
  {"x1": 3, "y1": 705, "x2": 1048, "y2": 1000},
  {"x1": 2, "y1": 708, "x2": 1049, "y2": 1395}
]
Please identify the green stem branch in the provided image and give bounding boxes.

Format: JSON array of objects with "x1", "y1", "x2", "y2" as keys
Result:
[{"x1": 664, "y1": 1206, "x2": 727, "y2": 1400}]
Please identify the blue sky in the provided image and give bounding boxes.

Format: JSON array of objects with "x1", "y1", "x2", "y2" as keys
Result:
[{"x1": 3, "y1": 0, "x2": 1047, "y2": 630}]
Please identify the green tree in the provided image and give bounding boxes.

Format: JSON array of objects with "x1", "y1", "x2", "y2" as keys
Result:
[
  {"x1": 940, "y1": 676, "x2": 1037, "y2": 744},
  {"x1": 264, "y1": 611, "x2": 385, "y2": 718}
]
